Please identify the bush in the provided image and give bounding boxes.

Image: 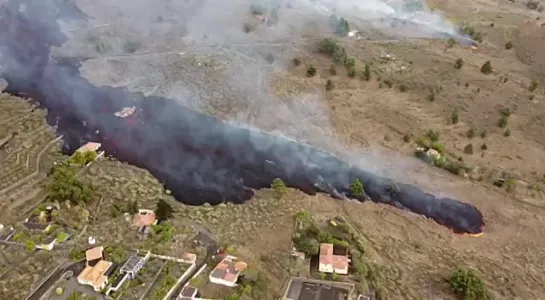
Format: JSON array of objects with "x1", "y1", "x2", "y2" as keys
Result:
[
  {"x1": 480, "y1": 61, "x2": 493, "y2": 74},
  {"x1": 293, "y1": 58, "x2": 301, "y2": 66},
  {"x1": 123, "y1": 40, "x2": 141, "y2": 53},
  {"x1": 362, "y1": 64, "x2": 371, "y2": 81},
  {"x1": 329, "y1": 65, "x2": 337, "y2": 75},
  {"x1": 318, "y1": 38, "x2": 347, "y2": 64},
  {"x1": 504, "y1": 128, "x2": 511, "y2": 137},
  {"x1": 426, "y1": 129, "x2": 440, "y2": 142},
  {"x1": 271, "y1": 178, "x2": 287, "y2": 199},
  {"x1": 498, "y1": 115, "x2": 508, "y2": 128},
  {"x1": 155, "y1": 199, "x2": 173, "y2": 221},
  {"x1": 24, "y1": 240, "x2": 36, "y2": 252},
  {"x1": 344, "y1": 57, "x2": 355, "y2": 69},
  {"x1": 403, "y1": 133, "x2": 412, "y2": 143},
  {"x1": 47, "y1": 162, "x2": 93, "y2": 205},
  {"x1": 467, "y1": 127, "x2": 476, "y2": 138},
  {"x1": 449, "y1": 268, "x2": 489, "y2": 300},
  {"x1": 349, "y1": 178, "x2": 365, "y2": 197},
  {"x1": 451, "y1": 108, "x2": 459, "y2": 124},
  {"x1": 153, "y1": 222, "x2": 175, "y2": 243},
  {"x1": 461, "y1": 26, "x2": 483, "y2": 43},
  {"x1": 326, "y1": 79, "x2": 334, "y2": 91},
  {"x1": 527, "y1": 0, "x2": 540, "y2": 10},
  {"x1": 56, "y1": 231, "x2": 69, "y2": 243},
  {"x1": 347, "y1": 67, "x2": 356, "y2": 78},
  {"x1": 505, "y1": 41, "x2": 513, "y2": 50},
  {"x1": 55, "y1": 287, "x2": 64, "y2": 295},
  {"x1": 454, "y1": 58, "x2": 464, "y2": 69},
  {"x1": 307, "y1": 66, "x2": 317, "y2": 77},
  {"x1": 464, "y1": 143, "x2": 474, "y2": 154},
  {"x1": 69, "y1": 249, "x2": 86, "y2": 261},
  {"x1": 480, "y1": 130, "x2": 487, "y2": 138},
  {"x1": 431, "y1": 142, "x2": 445, "y2": 154},
  {"x1": 398, "y1": 84, "x2": 408, "y2": 92},
  {"x1": 383, "y1": 79, "x2": 393, "y2": 88}
]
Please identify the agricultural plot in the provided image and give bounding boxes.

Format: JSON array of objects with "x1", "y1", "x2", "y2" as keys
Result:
[
  {"x1": 146, "y1": 261, "x2": 191, "y2": 300},
  {"x1": 0, "y1": 94, "x2": 61, "y2": 221},
  {"x1": 110, "y1": 256, "x2": 165, "y2": 300}
]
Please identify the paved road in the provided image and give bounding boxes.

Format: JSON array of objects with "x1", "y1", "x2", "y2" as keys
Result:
[{"x1": 26, "y1": 259, "x2": 85, "y2": 300}]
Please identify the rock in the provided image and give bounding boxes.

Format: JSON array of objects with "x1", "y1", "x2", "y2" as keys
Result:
[
  {"x1": 203, "y1": 202, "x2": 211, "y2": 207},
  {"x1": 425, "y1": 149, "x2": 441, "y2": 160},
  {"x1": 165, "y1": 189, "x2": 171, "y2": 195},
  {"x1": 218, "y1": 203, "x2": 227, "y2": 208}
]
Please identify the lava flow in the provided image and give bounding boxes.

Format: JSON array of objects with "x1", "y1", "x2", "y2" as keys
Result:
[{"x1": 0, "y1": 0, "x2": 485, "y2": 235}]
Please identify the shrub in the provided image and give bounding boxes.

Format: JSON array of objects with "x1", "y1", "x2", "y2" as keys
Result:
[
  {"x1": 24, "y1": 240, "x2": 36, "y2": 252},
  {"x1": 326, "y1": 79, "x2": 334, "y2": 91},
  {"x1": 454, "y1": 58, "x2": 464, "y2": 69},
  {"x1": 449, "y1": 268, "x2": 489, "y2": 300},
  {"x1": 349, "y1": 178, "x2": 365, "y2": 197},
  {"x1": 307, "y1": 66, "x2": 317, "y2": 77},
  {"x1": 451, "y1": 108, "x2": 459, "y2": 124},
  {"x1": 529, "y1": 79, "x2": 538, "y2": 91},
  {"x1": 403, "y1": 133, "x2": 412, "y2": 143},
  {"x1": 318, "y1": 38, "x2": 347, "y2": 64},
  {"x1": 504, "y1": 128, "x2": 511, "y2": 137},
  {"x1": 55, "y1": 287, "x2": 64, "y2": 295},
  {"x1": 153, "y1": 222, "x2": 175, "y2": 243},
  {"x1": 398, "y1": 84, "x2": 408, "y2": 92},
  {"x1": 447, "y1": 37, "x2": 456, "y2": 47},
  {"x1": 347, "y1": 67, "x2": 357, "y2": 78},
  {"x1": 426, "y1": 129, "x2": 440, "y2": 142},
  {"x1": 464, "y1": 143, "x2": 474, "y2": 154},
  {"x1": 329, "y1": 65, "x2": 337, "y2": 75},
  {"x1": 480, "y1": 61, "x2": 493, "y2": 74},
  {"x1": 56, "y1": 231, "x2": 69, "y2": 243},
  {"x1": 344, "y1": 57, "x2": 355, "y2": 69},
  {"x1": 293, "y1": 58, "x2": 301, "y2": 66},
  {"x1": 243, "y1": 23, "x2": 253, "y2": 33},
  {"x1": 461, "y1": 26, "x2": 483, "y2": 43},
  {"x1": 362, "y1": 64, "x2": 371, "y2": 81},
  {"x1": 467, "y1": 127, "x2": 476, "y2": 138},
  {"x1": 498, "y1": 115, "x2": 508, "y2": 128},
  {"x1": 481, "y1": 144, "x2": 488, "y2": 150},
  {"x1": 431, "y1": 142, "x2": 445, "y2": 154},
  {"x1": 506, "y1": 177, "x2": 517, "y2": 193},
  {"x1": 480, "y1": 130, "x2": 487, "y2": 138},
  {"x1": 155, "y1": 199, "x2": 173, "y2": 221},
  {"x1": 527, "y1": 0, "x2": 540, "y2": 10},
  {"x1": 505, "y1": 41, "x2": 513, "y2": 49},
  {"x1": 271, "y1": 178, "x2": 287, "y2": 199}
]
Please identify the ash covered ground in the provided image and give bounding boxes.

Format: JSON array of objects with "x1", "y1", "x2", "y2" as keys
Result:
[{"x1": 0, "y1": 0, "x2": 484, "y2": 233}]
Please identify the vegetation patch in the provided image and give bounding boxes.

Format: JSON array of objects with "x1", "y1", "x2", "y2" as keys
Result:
[{"x1": 449, "y1": 267, "x2": 489, "y2": 300}]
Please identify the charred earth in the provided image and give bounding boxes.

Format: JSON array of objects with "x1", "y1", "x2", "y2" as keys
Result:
[{"x1": 0, "y1": 0, "x2": 484, "y2": 234}]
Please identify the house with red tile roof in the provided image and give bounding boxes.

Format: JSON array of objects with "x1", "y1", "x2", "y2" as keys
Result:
[
  {"x1": 209, "y1": 255, "x2": 247, "y2": 287},
  {"x1": 318, "y1": 243, "x2": 350, "y2": 275}
]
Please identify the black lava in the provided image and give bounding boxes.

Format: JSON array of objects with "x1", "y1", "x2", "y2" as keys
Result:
[{"x1": 0, "y1": 0, "x2": 484, "y2": 234}]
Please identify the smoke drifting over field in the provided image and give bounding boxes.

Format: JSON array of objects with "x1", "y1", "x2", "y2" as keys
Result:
[{"x1": 0, "y1": 0, "x2": 484, "y2": 234}]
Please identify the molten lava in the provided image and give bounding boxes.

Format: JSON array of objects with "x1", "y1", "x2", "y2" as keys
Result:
[{"x1": 0, "y1": 0, "x2": 486, "y2": 235}]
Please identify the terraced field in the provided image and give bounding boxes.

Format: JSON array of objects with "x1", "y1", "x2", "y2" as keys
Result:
[{"x1": 0, "y1": 94, "x2": 63, "y2": 221}]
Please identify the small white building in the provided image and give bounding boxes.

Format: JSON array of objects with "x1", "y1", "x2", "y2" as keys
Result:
[{"x1": 36, "y1": 236, "x2": 57, "y2": 251}]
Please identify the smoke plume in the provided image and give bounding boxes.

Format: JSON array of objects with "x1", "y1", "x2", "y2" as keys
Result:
[{"x1": 0, "y1": 0, "x2": 484, "y2": 234}]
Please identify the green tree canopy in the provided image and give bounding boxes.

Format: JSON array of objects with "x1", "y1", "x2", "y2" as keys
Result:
[
  {"x1": 449, "y1": 267, "x2": 489, "y2": 300},
  {"x1": 349, "y1": 178, "x2": 364, "y2": 197},
  {"x1": 47, "y1": 162, "x2": 93, "y2": 205},
  {"x1": 155, "y1": 199, "x2": 173, "y2": 221}
]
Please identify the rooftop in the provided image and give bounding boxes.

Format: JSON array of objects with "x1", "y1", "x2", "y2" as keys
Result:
[
  {"x1": 86, "y1": 246, "x2": 104, "y2": 262},
  {"x1": 76, "y1": 142, "x2": 102, "y2": 153},
  {"x1": 319, "y1": 243, "x2": 349, "y2": 271},
  {"x1": 178, "y1": 285, "x2": 198, "y2": 299},
  {"x1": 210, "y1": 255, "x2": 247, "y2": 284},
  {"x1": 120, "y1": 254, "x2": 144, "y2": 272},
  {"x1": 132, "y1": 209, "x2": 157, "y2": 227},
  {"x1": 77, "y1": 260, "x2": 113, "y2": 290}
]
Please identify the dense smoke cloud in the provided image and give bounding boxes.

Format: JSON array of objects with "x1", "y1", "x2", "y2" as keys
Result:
[{"x1": 0, "y1": 0, "x2": 483, "y2": 234}]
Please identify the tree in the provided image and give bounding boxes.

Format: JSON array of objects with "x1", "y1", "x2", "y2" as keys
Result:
[
  {"x1": 480, "y1": 61, "x2": 492, "y2": 74},
  {"x1": 82, "y1": 151, "x2": 98, "y2": 164},
  {"x1": 69, "y1": 151, "x2": 85, "y2": 165},
  {"x1": 326, "y1": 79, "x2": 334, "y2": 91},
  {"x1": 153, "y1": 222, "x2": 175, "y2": 243},
  {"x1": 155, "y1": 199, "x2": 173, "y2": 222},
  {"x1": 47, "y1": 162, "x2": 93, "y2": 205},
  {"x1": 307, "y1": 66, "x2": 317, "y2": 77},
  {"x1": 293, "y1": 234, "x2": 319, "y2": 255},
  {"x1": 271, "y1": 178, "x2": 287, "y2": 199},
  {"x1": 349, "y1": 179, "x2": 364, "y2": 197},
  {"x1": 106, "y1": 246, "x2": 128, "y2": 264},
  {"x1": 449, "y1": 268, "x2": 489, "y2": 300}
]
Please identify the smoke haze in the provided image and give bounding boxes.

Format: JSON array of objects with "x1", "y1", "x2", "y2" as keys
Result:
[{"x1": 0, "y1": 0, "x2": 484, "y2": 234}]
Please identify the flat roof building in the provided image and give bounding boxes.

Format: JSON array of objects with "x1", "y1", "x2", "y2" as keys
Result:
[{"x1": 283, "y1": 278, "x2": 355, "y2": 300}]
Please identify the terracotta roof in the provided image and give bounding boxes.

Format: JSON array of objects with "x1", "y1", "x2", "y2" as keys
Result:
[
  {"x1": 132, "y1": 210, "x2": 157, "y2": 227},
  {"x1": 77, "y1": 260, "x2": 112, "y2": 290},
  {"x1": 319, "y1": 243, "x2": 350, "y2": 272},
  {"x1": 86, "y1": 246, "x2": 104, "y2": 262},
  {"x1": 76, "y1": 142, "x2": 101, "y2": 153},
  {"x1": 210, "y1": 255, "x2": 247, "y2": 284}
]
